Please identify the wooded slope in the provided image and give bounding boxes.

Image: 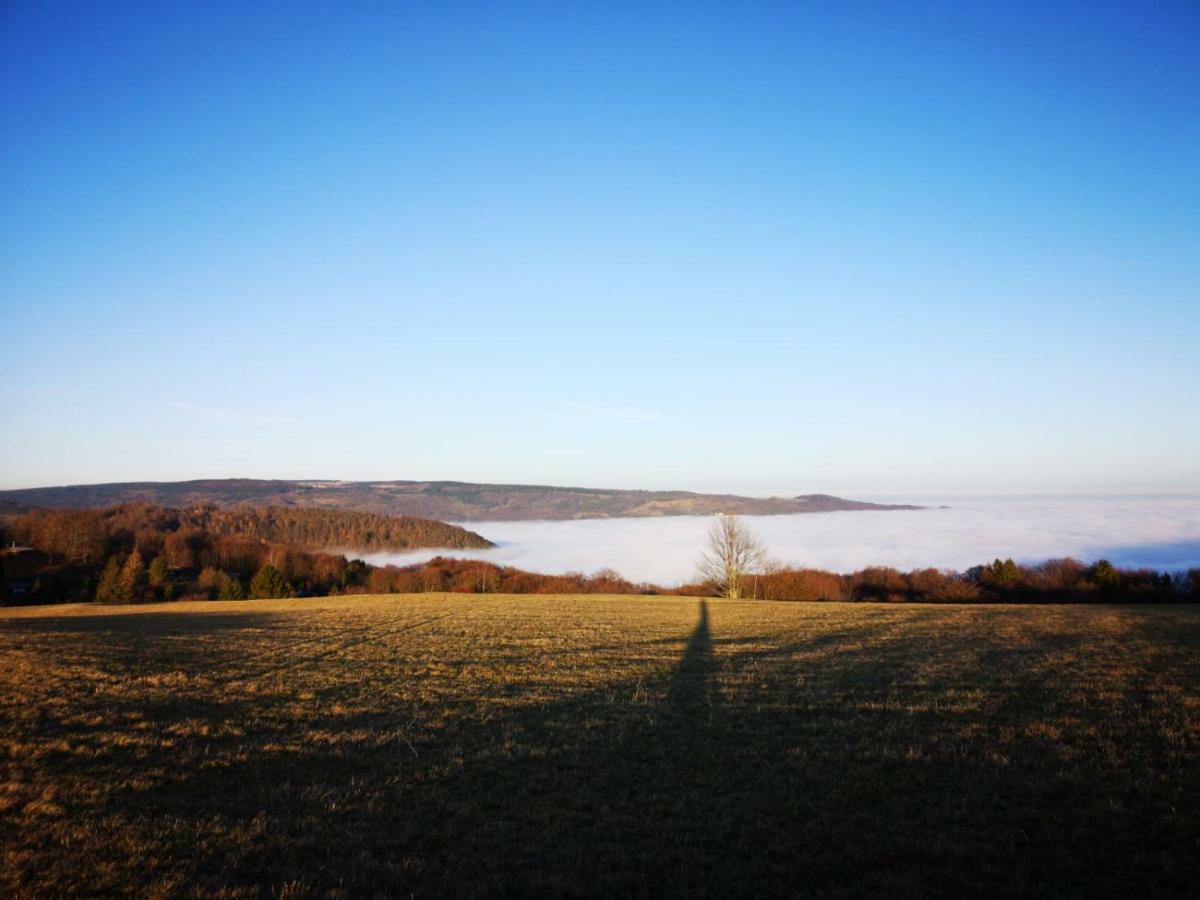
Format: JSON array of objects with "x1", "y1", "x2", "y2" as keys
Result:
[{"x1": 0, "y1": 479, "x2": 922, "y2": 521}]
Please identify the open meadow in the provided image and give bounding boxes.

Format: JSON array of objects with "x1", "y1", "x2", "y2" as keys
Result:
[{"x1": 2, "y1": 595, "x2": 1197, "y2": 898}]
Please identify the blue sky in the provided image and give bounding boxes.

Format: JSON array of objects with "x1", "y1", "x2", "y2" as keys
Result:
[{"x1": 2, "y1": 1, "x2": 1197, "y2": 495}]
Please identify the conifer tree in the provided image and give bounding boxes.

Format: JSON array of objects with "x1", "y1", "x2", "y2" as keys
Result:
[
  {"x1": 1089, "y1": 559, "x2": 1121, "y2": 591},
  {"x1": 218, "y1": 578, "x2": 246, "y2": 600},
  {"x1": 148, "y1": 556, "x2": 169, "y2": 590},
  {"x1": 95, "y1": 557, "x2": 123, "y2": 603},
  {"x1": 984, "y1": 558, "x2": 1020, "y2": 586},
  {"x1": 117, "y1": 550, "x2": 146, "y2": 601},
  {"x1": 249, "y1": 564, "x2": 292, "y2": 599}
]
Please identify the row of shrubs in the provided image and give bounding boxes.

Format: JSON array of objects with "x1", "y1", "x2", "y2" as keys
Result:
[
  {"x1": 4, "y1": 542, "x2": 1197, "y2": 606},
  {"x1": 677, "y1": 557, "x2": 1197, "y2": 603},
  {"x1": 286, "y1": 555, "x2": 1200, "y2": 604}
]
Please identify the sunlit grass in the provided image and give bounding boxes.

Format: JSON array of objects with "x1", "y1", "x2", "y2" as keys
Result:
[{"x1": 2, "y1": 595, "x2": 1197, "y2": 897}]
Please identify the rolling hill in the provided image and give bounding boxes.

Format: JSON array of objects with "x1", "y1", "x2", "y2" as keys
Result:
[{"x1": 0, "y1": 479, "x2": 922, "y2": 521}]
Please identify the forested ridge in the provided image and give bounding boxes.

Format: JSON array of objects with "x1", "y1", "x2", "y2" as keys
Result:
[
  {"x1": 0, "y1": 504, "x2": 490, "y2": 603},
  {"x1": 0, "y1": 478, "x2": 921, "y2": 521},
  {"x1": 5, "y1": 503, "x2": 491, "y2": 560},
  {"x1": 193, "y1": 505, "x2": 492, "y2": 551}
]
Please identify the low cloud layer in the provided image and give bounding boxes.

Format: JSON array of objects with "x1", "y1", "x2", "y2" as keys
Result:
[{"x1": 359, "y1": 495, "x2": 1200, "y2": 586}]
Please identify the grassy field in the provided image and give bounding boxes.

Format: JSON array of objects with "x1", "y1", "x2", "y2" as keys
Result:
[{"x1": 1, "y1": 595, "x2": 1197, "y2": 898}]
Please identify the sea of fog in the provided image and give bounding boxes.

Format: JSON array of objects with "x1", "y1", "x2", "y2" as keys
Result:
[{"x1": 357, "y1": 495, "x2": 1200, "y2": 587}]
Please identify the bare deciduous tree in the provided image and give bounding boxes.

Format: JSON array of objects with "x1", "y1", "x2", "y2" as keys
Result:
[{"x1": 697, "y1": 515, "x2": 769, "y2": 599}]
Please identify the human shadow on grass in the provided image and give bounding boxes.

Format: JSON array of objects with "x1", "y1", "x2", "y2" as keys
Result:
[{"x1": 12, "y1": 601, "x2": 1199, "y2": 899}]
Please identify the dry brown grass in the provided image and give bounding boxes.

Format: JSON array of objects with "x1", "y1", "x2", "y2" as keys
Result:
[{"x1": 1, "y1": 595, "x2": 1197, "y2": 897}]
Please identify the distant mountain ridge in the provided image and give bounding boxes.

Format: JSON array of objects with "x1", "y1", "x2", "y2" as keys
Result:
[{"x1": 0, "y1": 479, "x2": 923, "y2": 521}]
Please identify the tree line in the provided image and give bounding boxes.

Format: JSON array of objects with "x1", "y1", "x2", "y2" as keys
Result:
[
  {"x1": 2, "y1": 506, "x2": 1196, "y2": 605},
  {"x1": 5, "y1": 502, "x2": 490, "y2": 564},
  {"x1": 335, "y1": 551, "x2": 1200, "y2": 604},
  {"x1": 679, "y1": 557, "x2": 1198, "y2": 603},
  {"x1": 0, "y1": 503, "x2": 487, "y2": 603},
  {"x1": 688, "y1": 515, "x2": 1198, "y2": 603}
]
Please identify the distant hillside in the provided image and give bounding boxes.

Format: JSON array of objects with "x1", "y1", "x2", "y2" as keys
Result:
[
  {"x1": 191, "y1": 506, "x2": 493, "y2": 551},
  {"x1": 0, "y1": 479, "x2": 923, "y2": 521},
  {"x1": 0, "y1": 503, "x2": 491, "y2": 604},
  {"x1": 6, "y1": 503, "x2": 493, "y2": 557}
]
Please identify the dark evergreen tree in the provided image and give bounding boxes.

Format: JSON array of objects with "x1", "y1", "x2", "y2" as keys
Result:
[
  {"x1": 218, "y1": 578, "x2": 246, "y2": 600},
  {"x1": 249, "y1": 564, "x2": 292, "y2": 599},
  {"x1": 117, "y1": 550, "x2": 146, "y2": 601},
  {"x1": 95, "y1": 557, "x2": 123, "y2": 603},
  {"x1": 1089, "y1": 559, "x2": 1121, "y2": 591},
  {"x1": 148, "y1": 556, "x2": 169, "y2": 590}
]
